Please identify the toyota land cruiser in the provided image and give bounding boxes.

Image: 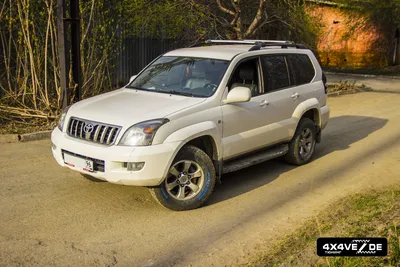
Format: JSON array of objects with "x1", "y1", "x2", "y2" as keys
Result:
[{"x1": 51, "y1": 40, "x2": 330, "y2": 211}]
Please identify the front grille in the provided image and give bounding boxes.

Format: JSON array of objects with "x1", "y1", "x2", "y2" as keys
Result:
[
  {"x1": 62, "y1": 150, "x2": 105, "y2": 172},
  {"x1": 67, "y1": 117, "x2": 122, "y2": 145}
]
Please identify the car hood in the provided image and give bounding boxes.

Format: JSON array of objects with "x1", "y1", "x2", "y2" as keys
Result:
[{"x1": 67, "y1": 88, "x2": 206, "y2": 128}]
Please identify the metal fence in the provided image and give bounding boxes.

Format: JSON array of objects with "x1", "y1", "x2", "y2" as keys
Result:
[{"x1": 112, "y1": 38, "x2": 184, "y2": 87}]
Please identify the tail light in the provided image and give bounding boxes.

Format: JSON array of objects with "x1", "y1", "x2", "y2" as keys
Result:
[{"x1": 322, "y1": 72, "x2": 328, "y2": 94}]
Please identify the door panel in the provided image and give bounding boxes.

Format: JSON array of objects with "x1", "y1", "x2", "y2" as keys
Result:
[
  {"x1": 221, "y1": 95, "x2": 273, "y2": 159},
  {"x1": 261, "y1": 87, "x2": 299, "y2": 145}
]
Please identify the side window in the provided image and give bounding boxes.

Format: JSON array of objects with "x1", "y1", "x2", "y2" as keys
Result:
[
  {"x1": 228, "y1": 58, "x2": 260, "y2": 97},
  {"x1": 288, "y1": 54, "x2": 315, "y2": 86},
  {"x1": 260, "y1": 55, "x2": 290, "y2": 92}
]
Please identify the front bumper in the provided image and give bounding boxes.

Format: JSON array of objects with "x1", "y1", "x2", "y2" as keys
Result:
[{"x1": 51, "y1": 128, "x2": 180, "y2": 186}]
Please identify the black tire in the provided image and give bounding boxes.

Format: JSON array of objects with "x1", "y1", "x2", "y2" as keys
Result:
[
  {"x1": 284, "y1": 118, "x2": 317, "y2": 165},
  {"x1": 149, "y1": 145, "x2": 216, "y2": 211},
  {"x1": 81, "y1": 173, "x2": 106, "y2": 182}
]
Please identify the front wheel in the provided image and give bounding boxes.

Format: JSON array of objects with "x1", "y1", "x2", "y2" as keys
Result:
[
  {"x1": 284, "y1": 118, "x2": 317, "y2": 165},
  {"x1": 149, "y1": 145, "x2": 216, "y2": 211}
]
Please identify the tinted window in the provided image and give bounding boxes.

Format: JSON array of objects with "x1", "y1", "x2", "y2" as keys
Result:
[
  {"x1": 288, "y1": 54, "x2": 315, "y2": 86},
  {"x1": 261, "y1": 55, "x2": 290, "y2": 92}
]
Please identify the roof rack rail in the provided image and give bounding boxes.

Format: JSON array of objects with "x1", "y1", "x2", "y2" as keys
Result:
[
  {"x1": 190, "y1": 39, "x2": 308, "y2": 50},
  {"x1": 249, "y1": 42, "x2": 308, "y2": 51},
  {"x1": 190, "y1": 40, "x2": 257, "y2": 47},
  {"x1": 243, "y1": 39, "x2": 294, "y2": 44}
]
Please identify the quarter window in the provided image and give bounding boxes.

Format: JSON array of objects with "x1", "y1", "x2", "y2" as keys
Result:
[
  {"x1": 288, "y1": 54, "x2": 315, "y2": 86},
  {"x1": 260, "y1": 55, "x2": 290, "y2": 92}
]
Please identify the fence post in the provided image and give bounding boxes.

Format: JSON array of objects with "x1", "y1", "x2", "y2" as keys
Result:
[
  {"x1": 57, "y1": 0, "x2": 69, "y2": 109},
  {"x1": 70, "y1": 0, "x2": 82, "y2": 102}
]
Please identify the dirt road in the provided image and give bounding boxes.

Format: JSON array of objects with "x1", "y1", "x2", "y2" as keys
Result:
[{"x1": 1, "y1": 76, "x2": 399, "y2": 267}]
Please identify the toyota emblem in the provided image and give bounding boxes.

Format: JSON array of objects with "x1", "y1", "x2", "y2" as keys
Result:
[{"x1": 83, "y1": 123, "x2": 94, "y2": 134}]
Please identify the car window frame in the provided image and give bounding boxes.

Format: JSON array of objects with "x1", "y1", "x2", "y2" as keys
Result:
[
  {"x1": 259, "y1": 54, "x2": 293, "y2": 95},
  {"x1": 286, "y1": 53, "x2": 316, "y2": 87},
  {"x1": 226, "y1": 55, "x2": 263, "y2": 98}
]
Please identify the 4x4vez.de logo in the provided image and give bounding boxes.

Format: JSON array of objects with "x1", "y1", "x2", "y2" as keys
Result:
[{"x1": 317, "y1": 238, "x2": 388, "y2": 257}]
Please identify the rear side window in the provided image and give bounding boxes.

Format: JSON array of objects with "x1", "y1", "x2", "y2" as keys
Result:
[
  {"x1": 260, "y1": 55, "x2": 290, "y2": 92},
  {"x1": 288, "y1": 54, "x2": 315, "y2": 86}
]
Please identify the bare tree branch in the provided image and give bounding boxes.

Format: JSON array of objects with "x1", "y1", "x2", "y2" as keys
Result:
[
  {"x1": 244, "y1": 0, "x2": 266, "y2": 38},
  {"x1": 230, "y1": 0, "x2": 241, "y2": 13},
  {"x1": 216, "y1": 0, "x2": 235, "y2": 16}
]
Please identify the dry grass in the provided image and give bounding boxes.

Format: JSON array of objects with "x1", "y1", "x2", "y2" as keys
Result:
[
  {"x1": 245, "y1": 186, "x2": 400, "y2": 267},
  {"x1": 0, "y1": 118, "x2": 55, "y2": 135},
  {"x1": 327, "y1": 81, "x2": 367, "y2": 94}
]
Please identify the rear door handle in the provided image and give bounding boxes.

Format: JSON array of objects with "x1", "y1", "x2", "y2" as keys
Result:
[
  {"x1": 260, "y1": 100, "x2": 269, "y2": 107},
  {"x1": 291, "y1": 92, "x2": 299, "y2": 99}
]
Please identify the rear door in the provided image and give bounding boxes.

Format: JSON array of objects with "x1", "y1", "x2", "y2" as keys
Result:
[
  {"x1": 286, "y1": 53, "x2": 318, "y2": 105},
  {"x1": 257, "y1": 54, "x2": 298, "y2": 145}
]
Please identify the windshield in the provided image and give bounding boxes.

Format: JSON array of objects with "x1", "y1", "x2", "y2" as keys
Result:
[{"x1": 127, "y1": 56, "x2": 230, "y2": 97}]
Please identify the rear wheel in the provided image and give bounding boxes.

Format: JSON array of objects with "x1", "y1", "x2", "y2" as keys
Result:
[
  {"x1": 285, "y1": 118, "x2": 317, "y2": 165},
  {"x1": 149, "y1": 145, "x2": 216, "y2": 211}
]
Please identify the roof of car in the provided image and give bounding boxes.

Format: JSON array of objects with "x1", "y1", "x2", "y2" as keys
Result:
[
  {"x1": 164, "y1": 45, "x2": 255, "y2": 61},
  {"x1": 164, "y1": 43, "x2": 309, "y2": 61}
]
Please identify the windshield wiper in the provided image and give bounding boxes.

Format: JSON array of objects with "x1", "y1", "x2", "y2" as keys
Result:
[
  {"x1": 167, "y1": 90, "x2": 199, "y2": 97},
  {"x1": 126, "y1": 87, "x2": 201, "y2": 97},
  {"x1": 126, "y1": 86, "x2": 164, "y2": 93},
  {"x1": 126, "y1": 85, "x2": 146, "y2": 90}
]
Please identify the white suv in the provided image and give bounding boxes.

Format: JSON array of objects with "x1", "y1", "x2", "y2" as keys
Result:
[{"x1": 51, "y1": 40, "x2": 330, "y2": 211}]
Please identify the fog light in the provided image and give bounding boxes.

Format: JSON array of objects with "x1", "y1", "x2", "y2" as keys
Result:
[
  {"x1": 52, "y1": 143, "x2": 57, "y2": 150},
  {"x1": 127, "y1": 162, "x2": 145, "y2": 171}
]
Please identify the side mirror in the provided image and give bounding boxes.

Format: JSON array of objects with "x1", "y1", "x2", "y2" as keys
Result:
[
  {"x1": 129, "y1": 75, "x2": 137, "y2": 83},
  {"x1": 225, "y1": 86, "x2": 251, "y2": 104}
]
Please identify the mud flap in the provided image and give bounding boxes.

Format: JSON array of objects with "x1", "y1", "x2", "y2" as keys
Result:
[
  {"x1": 316, "y1": 126, "x2": 322, "y2": 143},
  {"x1": 216, "y1": 160, "x2": 223, "y2": 184}
]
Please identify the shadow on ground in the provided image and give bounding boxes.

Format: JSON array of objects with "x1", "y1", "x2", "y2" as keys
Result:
[
  {"x1": 369, "y1": 89, "x2": 400, "y2": 95},
  {"x1": 149, "y1": 114, "x2": 394, "y2": 267},
  {"x1": 208, "y1": 115, "x2": 388, "y2": 205}
]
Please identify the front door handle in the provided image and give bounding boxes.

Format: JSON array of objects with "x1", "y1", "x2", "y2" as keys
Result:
[
  {"x1": 291, "y1": 92, "x2": 299, "y2": 99},
  {"x1": 260, "y1": 100, "x2": 269, "y2": 107}
]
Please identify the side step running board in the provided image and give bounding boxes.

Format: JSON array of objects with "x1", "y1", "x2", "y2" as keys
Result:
[{"x1": 222, "y1": 144, "x2": 289, "y2": 174}]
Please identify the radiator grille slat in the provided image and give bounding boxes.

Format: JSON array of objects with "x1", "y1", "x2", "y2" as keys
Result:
[
  {"x1": 79, "y1": 121, "x2": 84, "y2": 139},
  {"x1": 100, "y1": 126, "x2": 109, "y2": 144},
  {"x1": 67, "y1": 117, "x2": 121, "y2": 146},
  {"x1": 74, "y1": 120, "x2": 79, "y2": 137},
  {"x1": 106, "y1": 127, "x2": 116, "y2": 145},
  {"x1": 93, "y1": 125, "x2": 102, "y2": 142}
]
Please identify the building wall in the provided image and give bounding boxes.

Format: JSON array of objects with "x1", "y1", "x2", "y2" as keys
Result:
[{"x1": 308, "y1": 6, "x2": 388, "y2": 68}]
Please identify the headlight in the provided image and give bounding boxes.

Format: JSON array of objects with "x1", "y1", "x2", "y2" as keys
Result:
[
  {"x1": 119, "y1": 119, "x2": 169, "y2": 146},
  {"x1": 57, "y1": 105, "x2": 71, "y2": 131}
]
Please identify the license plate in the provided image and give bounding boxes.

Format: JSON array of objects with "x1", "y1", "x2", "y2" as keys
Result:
[{"x1": 64, "y1": 153, "x2": 94, "y2": 172}]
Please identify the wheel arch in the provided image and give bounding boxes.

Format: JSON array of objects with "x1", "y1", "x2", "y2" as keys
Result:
[
  {"x1": 292, "y1": 98, "x2": 322, "y2": 143},
  {"x1": 161, "y1": 121, "x2": 222, "y2": 183},
  {"x1": 185, "y1": 135, "x2": 219, "y2": 161},
  {"x1": 292, "y1": 98, "x2": 322, "y2": 127},
  {"x1": 301, "y1": 108, "x2": 321, "y2": 127}
]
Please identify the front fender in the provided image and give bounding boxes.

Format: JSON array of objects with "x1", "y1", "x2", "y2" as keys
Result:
[{"x1": 163, "y1": 121, "x2": 222, "y2": 159}]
